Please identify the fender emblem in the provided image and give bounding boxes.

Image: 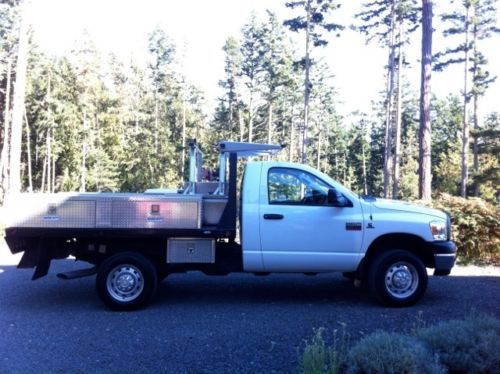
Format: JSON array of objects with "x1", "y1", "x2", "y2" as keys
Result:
[{"x1": 367, "y1": 222, "x2": 375, "y2": 229}]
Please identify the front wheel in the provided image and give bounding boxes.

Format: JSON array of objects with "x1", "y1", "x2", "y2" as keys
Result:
[
  {"x1": 96, "y1": 252, "x2": 158, "y2": 311},
  {"x1": 368, "y1": 250, "x2": 428, "y2": 307}
]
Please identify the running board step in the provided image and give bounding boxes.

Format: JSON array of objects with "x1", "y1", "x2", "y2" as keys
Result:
[{"x1": 57, "y1": 267, "x2": 97, "y2": 280}]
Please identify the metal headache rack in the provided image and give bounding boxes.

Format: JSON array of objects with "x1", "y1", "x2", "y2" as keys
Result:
[{"x1": 214, "y1": 141, "x2": 284, "y2": 195}]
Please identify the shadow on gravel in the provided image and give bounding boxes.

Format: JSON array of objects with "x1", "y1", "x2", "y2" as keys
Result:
[
  {"x1": 0, "y1": 264, "x2": 100, "y2": 311},
  {"x1": 155, "y1": 274, "x2": 367, "y2": 307}
]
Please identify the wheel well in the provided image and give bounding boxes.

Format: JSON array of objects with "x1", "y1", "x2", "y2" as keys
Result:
[{"x1": 358, "y1": 234, "x2": 434, "y2": 277}]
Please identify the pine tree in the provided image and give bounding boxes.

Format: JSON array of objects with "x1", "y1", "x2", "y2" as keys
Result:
[
  {"x1": 419, "y1": 0, "x2": 433, "y2": 200},
  {"x1": 8, "y1": 0, "x2": 29, "y2": 193},
  {"x1": 433, "y1": 0, "x2": 496, "y2": 197},
  {"x1": 261, "y1": 11, "x2": 295, "y2": 145},
  {"x1": 308, "y1": 61, "x2": 339, "y2": 171},
  {"x1": 0, "y1": 0, "x2": 19, "y2": 197},
  {"x1": 472, "y1": 111, "x2": 499, "y2": 201},
  {"x1": 146, "y1": 27, "x2": 179, "y2": 188},
  {"x1": 240, "y1": 14, "x2": 266, "y2": 143},
  {"x1": 356, "y1": 0, "x2": 420, "y2": 198},
  {"x1": 347, "y1": 116, "x2": 371, "y2": 195},
  {"x1": 431, "y1": 95, "x2": 463, "y2": 194},
  {"x1": 217, "y1": 36, "x2": 243, "y2": 141},
  {"x1": 284, "y1": 0, "x2": 343, "y2": 163},
  {"x1": 469, "y1": 0, "x2": 499, "y2": 196}
]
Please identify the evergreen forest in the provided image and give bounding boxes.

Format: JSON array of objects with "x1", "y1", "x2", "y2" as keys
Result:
[{"x1": 0, "y1": 0, "x2": 499, "y2": 205}]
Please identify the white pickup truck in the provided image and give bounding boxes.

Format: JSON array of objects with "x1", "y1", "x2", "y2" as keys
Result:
[{"x1": 4, "y1": 141, "x2": 456, "y2": 310}]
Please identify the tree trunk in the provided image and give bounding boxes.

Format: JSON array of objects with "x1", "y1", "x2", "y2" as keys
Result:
[
  {"x1": 316, "y1": 130, "x2": 322, "y2": 171},
  {"x1": 362, "y1": 139, "x2": 368, "y2": 195},
  {"x1": 248, "y1": 92, "x2": 254, "y2": 143},
  {"x1": 181, "y1": 96, "x2": 186, "y2": 181},
  {"x1": 9, "y1": 1, "x2": 30, "y2": 193},
  {"x1": 154, "y1": 90, "x2": 159, "y2": 152},
  {"x1": 46, "y1": 72, "x2": 52, "y2": 193},
  {"x1": 392, "y1": 23, "x2": 404, "y2": 199},
  {"x1": 472, "y1": 23, "x2": 479, "y2": 197},
  {"x1": 46, "y1": 129, "x2": 51, "y2": 193},
  {"x1": 228, "y1": 97, "x2": 234, "y2": 140},
  {"x1": 267, "y1": 101, "x2": 273, "y2": 144},
  {"x1": 238, "y1": 108, "x2": 244, "y2": 142},
  {"x1": 41, "y1": 155, "x2": 47, "y2": 193},
  {"x1": 24, "y1": 107, "x2": 32, "y2": 192},
  {"x1": 301, "y1": 0, "x2": 312, "y2": 164},
  {"x1": 383, "y1": 0, "x2": 398, "y2": 198},
  {"x1": 51, "y1": 137, "x2": 55, "y2": 192},
  {"x1": 80, "y1": 115, "x2": 87, "y2": 192},
  {"x1": 459, "y1": 3, "x2": 471, "y2": 198},
  {"x1": 289, "y1": 104, "x2": 295, "y2": 162},
  {"x1": 418, "y1": 0, "x2": 433, "y2": 201},
  {"x1": 0, "y1": 56, "x2": 12, "y2": 193}
]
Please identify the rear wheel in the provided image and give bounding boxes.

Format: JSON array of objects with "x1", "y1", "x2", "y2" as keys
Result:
[
  {"x1": 368, "y1": 250, "x2": 427, "y2": 307},
  {"x1": 96, "y1": 252, "x2": 158, "y2": 310}
]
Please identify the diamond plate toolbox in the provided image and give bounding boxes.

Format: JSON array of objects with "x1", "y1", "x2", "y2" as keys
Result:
[
  {"x1": 167, "y1": 238, "x2": 215, "y2": 263},
  {"x1": 6, "y1": 193, "x2": 96, "y2": 228},
  {"x1": 5, "y1": 193, "x2": 202, "y2": 230},
  {"x1": 109, "y1": 194, "x2": 201, "y2": 229}
]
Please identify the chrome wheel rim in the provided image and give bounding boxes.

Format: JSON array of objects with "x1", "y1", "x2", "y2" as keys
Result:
[
  {"x1": 384, "y1": 262, "x2": 419, "y2": 299},
  {"x1": 106, "y1": 265, "x2": 144, "y2": 302}
]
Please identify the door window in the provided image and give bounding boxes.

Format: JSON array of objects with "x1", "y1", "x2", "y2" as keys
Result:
[{"x1": 268, "y1": 168, "x2": 331, "y2": 206}]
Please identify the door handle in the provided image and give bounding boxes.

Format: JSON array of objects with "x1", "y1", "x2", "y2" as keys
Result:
[{"x1": 263, "y1": 214, "x2": 284, "y2": 220}]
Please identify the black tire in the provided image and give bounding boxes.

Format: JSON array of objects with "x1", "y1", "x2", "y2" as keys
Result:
[
  {"x1": 368, "y1": 250, "x2": 428, "y2": 307},
  {"x1": 96, "y1": 252, "x2": 158, "y2": 311}
]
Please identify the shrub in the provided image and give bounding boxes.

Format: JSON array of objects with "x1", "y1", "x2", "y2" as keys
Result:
[
  {"x1": 298, "y1": 316, "x2": 500, "y2": 374},
  {"x1": 417, "y1": 315, "x2": 500, "y2": 373},
  {"x1": 345, "y1": 332, "x2": 443, "y2": 374},
  {"x1": 430, "y1": 193, "x2": 500, "y2": 264},
  {"x1": 298, "y1": 327, "x2": 349, "y2": 374}
]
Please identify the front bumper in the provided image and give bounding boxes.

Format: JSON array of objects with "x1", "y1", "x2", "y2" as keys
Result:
[{"x1": 426, "y1": 241, "x2": 457, "y2": 276}]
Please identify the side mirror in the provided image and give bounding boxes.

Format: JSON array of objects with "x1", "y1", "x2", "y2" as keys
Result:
[{"x1": 328, "y1": 188, "x2": 351, "y2": 207}]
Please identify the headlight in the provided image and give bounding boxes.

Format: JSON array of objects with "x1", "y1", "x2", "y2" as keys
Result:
[{"x1": 430, "y1": 221, "x2": 447, "y2": 241}]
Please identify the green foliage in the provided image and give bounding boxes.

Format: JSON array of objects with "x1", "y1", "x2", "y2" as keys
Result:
[
  {"x1": 0, "y1": 2, "x2": 499, "y2": 204},
  {"x1": 299, "y1": 316, "x2": 500, "y2": 374},
  {"x1": 431, "y1": 95, "x2": 462, "y2": 195},
  {"x1": 417, "y1": 315, "x2": 500, "y2": 373},
  {"x1": 299, "y1": 329, "x2": 330, "y2": 374},
  {"x1": 431, "y1": 193, "x2": 500, "y2": 263},
  {"x1": 355, "y1": 0, "x2": 420, "y2": 44},
  {"x1": 284, "y1": 0, "x2": 344, "y2": 46},
  {"x1": 346, "y1": 332, "x2": 443, "y2": 374},
  {"x1": 299, "y1": 326, "x2": 350, "y2": 374},
  {"x1": 6, "y1": 25, "x2": 206, "y2": 194},
  {"x1": 473, "y1": 112, "x2": 500, "y2": 202}
]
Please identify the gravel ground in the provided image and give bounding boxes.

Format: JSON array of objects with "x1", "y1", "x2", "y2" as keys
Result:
[{"x1": 0, "y1": 244, "x2": 499, "y2": 373}]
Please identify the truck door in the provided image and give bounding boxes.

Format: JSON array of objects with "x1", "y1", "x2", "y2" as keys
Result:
[{"x1": 259, "y1": 166, "x2": 363, "y2": 272}]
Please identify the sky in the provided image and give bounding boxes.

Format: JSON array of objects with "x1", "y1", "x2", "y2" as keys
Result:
[{"x1": 26, "y1": 0, "x2": 500, "y2": 121}]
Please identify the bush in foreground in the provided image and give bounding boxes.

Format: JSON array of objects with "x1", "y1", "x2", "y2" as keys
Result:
[
  {"x1": 298, "y1": 315, "x2": 500, "y2": 374},
  {"x1": 416, "y1": 315, "x2": 500, "y2": 373},
  {"x1": 346, "y1": 332, "x2": 443, "y2": 374}
]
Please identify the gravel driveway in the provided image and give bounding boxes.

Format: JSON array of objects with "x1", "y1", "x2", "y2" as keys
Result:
[{"x1": 0, "y1": 247, "x2": 499, "y2": 373}]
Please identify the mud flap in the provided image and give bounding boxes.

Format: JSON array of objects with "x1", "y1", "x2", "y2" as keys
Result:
[{"x1": 17, "y1": 244, "x2": 52, "y2": 280}]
